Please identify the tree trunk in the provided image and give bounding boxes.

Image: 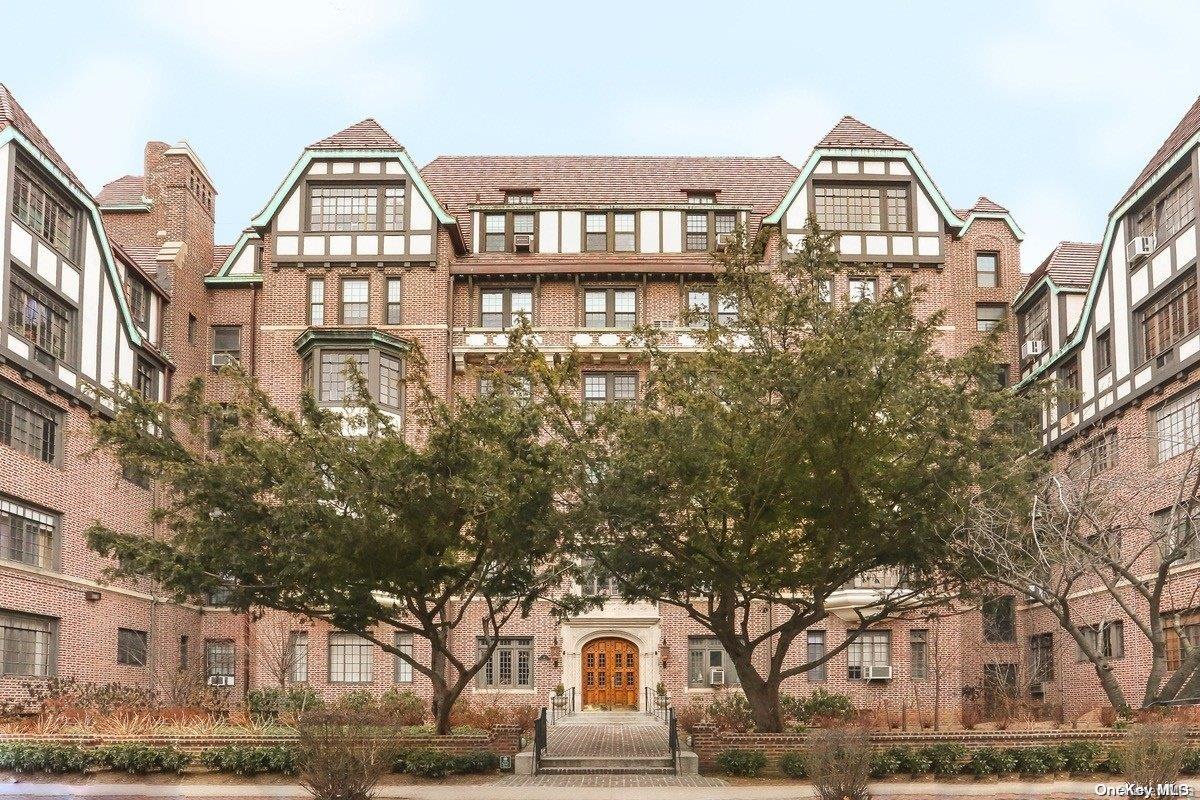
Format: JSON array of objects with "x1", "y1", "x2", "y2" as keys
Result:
[
  {"x1": 733, "y1": 659, "x2": 784, "y2": 732},
  {"x1": 432, "y1": 684, "x2": 455, "y2": 736},
  {"x1": 1089, "y1": 657, "x2": 1131, "y2": 717}
]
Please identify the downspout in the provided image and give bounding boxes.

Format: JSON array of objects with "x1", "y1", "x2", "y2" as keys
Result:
[{"x1": 242, "y1": 279, "x2": 259, "y2": 701}]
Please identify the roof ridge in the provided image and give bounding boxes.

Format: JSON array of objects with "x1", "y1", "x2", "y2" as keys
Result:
[
  {"x1": 817, "y1": 115, "x2": 909, "y2": 149},
  {"x1": 308, "y1": 118, "x2": 403, "y2": 150},
  {"x1": 0, "y1": 82, "x2": 89, "y2": 193}
]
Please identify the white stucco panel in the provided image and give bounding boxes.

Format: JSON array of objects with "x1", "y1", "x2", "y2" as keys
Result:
[
  {"x1": 61, "y1": 264, "x2": 80, "y2": 302},
  {"x1": 9, "y1": 223, "x2": 32, "y2": 267},
  {"x1": 916, "y1": 189, "x2": 938, "y2": 233},
  {"x1": 888, "y1": 161, "x2": 910, "y2": 176},
  {"x1": 409, "y1": 190, "x2": 433, "y2": 230},
  {"x1": 839, "y1": 235, "x2": 862, "y2": 255},
  {"x1": 836, "y1": 160, "x2": 859, "y2": 174},
  {"x1": 561, "y1": 211, "x2": 582, "y2": 253},
  {"x1": 329, "y1": 235, "x2": 352, "y2": 256},
  {"x1": 36, "y1": 243, "x2": 56, "y2": 283},
  {"x1": 408, "y1": 234, "x2": 432, "y2": 256},
  {"x1": 383, "y1": 236, "x2": 405, "y2": 255},
  {"x1": 302, "y1": 236, "x2": 325, "y2": 256},
  {"x1": 1181, "y1": 334, "x2": 1200, "y2": 361},
  {"x1": 661, "y1": 211, "x2": 682, "y2": 253},
  {"x1": 892, "y1": 236, "x2": 913, "y2": 256},
  {"x1": 308, "y1": 162, "x2": 329, "y2": 175},
  {"x1": 785, "y1": 188, "x2": 808, "y2": 229},
  {"x1": 814, "y1": 161, "x2": 833, "y2": 175},
  {"x1": 356, "y1": 235, "x2": 378, "y2": 256},
  {"x1": 538, "y1": 211, "x2": 559, "y2": 253},
  {"x1": 1177, "y1": 225, "x2": 1197, "y2": 267},
  {"x1": 917, "y1": 236, "x2": 940, "y2": 256},
  {"x1": 638, "y1": 211, "x2": 659, "y2": 253},
  {"x1": 232, "y1": 244, "x2": 259, "y2": 272},
  {"x1": 865, "y1": 235, "x2": 887, "y2": 256},
  {"x1": 1130, "y1": 265, "x2": 1148, "y2": 303},
  {"x1": 863, "y1": 160, "x2": 885, "y2": 175},
  {"x1": 1151, "y1": 249, "x2": 1172, "y2": 287},
  {"x1": 1095, "y1": 281, "x2": 1110, "y2": 327},
  {"x1": 277, "y1": 189, "x2": 301, "y2": 231}
]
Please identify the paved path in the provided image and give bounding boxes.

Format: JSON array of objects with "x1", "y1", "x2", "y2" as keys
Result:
[
  {"x1": 0, "y1": 780, "x2": 1152, "y2": 799},
  {"x1": 546, "y1": 714, "x2": 670, "y2": 758}
]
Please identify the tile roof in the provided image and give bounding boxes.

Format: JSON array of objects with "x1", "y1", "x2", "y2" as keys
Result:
[
  {"x1": 816, "y1": 116, "x2": 909, "y2": 149},
  {"x1": 969, "y1": 196, "x2": 1009, "y2": 214},
  {"x1": 420, "y1": 155, "x2": 800, "y2": 253},
  {"x1": 111, "y1": 242, "x2": 169, "y2": 297},
  {"x1": 0, "y1": 83, "x2": 88, "y2": 194},
  {"x1": 1020, "y1": 241, "x2": 1101, "y2": 296},
  {"x1": 309, "y1": 118, "x2": 402, "y2": 150},
  {"x1": 97, "y1": 175, "x2": 147, "y2": 206},
  {"x1": 211, "y1": 244, "x2": 234, "y2": 276},
  {"x1": 1116, "y1": 94, "x2": 1200, "y2": 209}
]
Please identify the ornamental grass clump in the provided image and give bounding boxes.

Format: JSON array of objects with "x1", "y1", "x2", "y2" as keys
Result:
[
  {"x1": 297, "y1": 711, "x2": 396, "y2": 800},
  {"x1": 804, "y1": 727, "x2": 873, "y2": 800},
  {"x1": 1122, "y1": 721, "x2": 1187, "y2": 790}
]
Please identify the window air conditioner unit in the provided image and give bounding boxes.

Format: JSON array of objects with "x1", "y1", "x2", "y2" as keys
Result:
[
  {"x1": 1021, "y1": 340, "x2": 1046, "y2": 360},
  {"x1": 653, "y1": 319, "x2": 676, "y2": 329},
  {"x1": 709, "y1": 667, "x2": 726, "y2": 685},
  {"x1": 513, "y1": 233, "x2": 534, "y2": 252},
  {"x1": 864, "y1": 665, "x2": 892, "y2": 681},
  {"x1": 1029, "y1": 682, "x2": 1045, "y2": 700},
  {"x1": 211, "y1": 353, "x2": 234, "y2": 369},
  {"x1": 716, "y1": 232, "x2": 733, "y2": 247},
  {"x1": 1127, "y1": 235, "x2": 1155, "y2": 263},
  {"x1": 207, "y1": 675, "x2": 234, "y2": 687}
]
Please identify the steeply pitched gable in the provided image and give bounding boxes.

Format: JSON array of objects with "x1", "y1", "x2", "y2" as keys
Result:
[
  {"x1": 309, "y1": 118, "x2": 403, "y2": 150},
  {"x1": 817, "y1": 116, "x2": 909, "y2": 149}
]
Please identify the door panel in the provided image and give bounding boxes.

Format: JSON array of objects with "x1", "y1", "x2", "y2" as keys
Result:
[{"x1": 581, "y1": 637, "x2": 639, "y2": 708}]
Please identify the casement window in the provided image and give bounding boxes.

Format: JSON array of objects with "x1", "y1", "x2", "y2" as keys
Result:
[
  {"x1": 1078, "y1": 621, "x2": 1124, "y2": 661},
  {"x1": 1155, "y1": 505, "x2": 1200, "y2": 565},
  {"x1": 1138, "y1": 275, "x2": 1198, "y2": 363},
  {"x1": 685, "y1": 212, "x2": 709, "y2": 251},
  {"x1": 1165, "y1": 613, "x2": 1200, "y2": 672},
  {"x1": 1152, "y1": 386, "x2": 1200, "y2": 462},
  {"x1": 117, "y1": 628, "x2": 148, "y2": 666},
  {"x1": 614, "y1": 213, "x2": 636, "y2": 252},
  {"x1": 585, "y1": 213, "x2": 608, "y2": 252},
  {"x1": 385, "y1": 278, "x2": 402, "y2": 325},
  {"x1": 1060, "y1": 359, "x2": 1081, "y2": 413},
  {"x1": 0, "y1": 496, "x2": 57, "y2": 569},
  {"x1": 308, "y1": 278, "x2": 325, "y2": 327},
  {"x1": 910, "y1": 629, "x2": 929, "y2": 680},
  {"x1": 806, "y1": 631, "x2": 827, "y2": 682},
  {"x1": 394, "y1": 632, "x2": 413, "y2": 683},
  {"x1": 308, "y1": 185, "x2": 406, "y2": 232},
  {"x1": 134, "y1": 356, "x2": 158, "y2": 400},
  {"x1": 480, "y1": 288, "x2": 533, "y2": 329},
  {"x1": 891, "y1": 275, "x2": 911, "y2": 298},
  {"x1": 976, "y1": 252, "x2": 999, "y2": 288},
  {"x1": 129, "y1": 279, "x2": 150, "y2": 328},
  {"x1": 13, "y1": 161, "x2": 77, "y2": 258},
  {"x1": 982, "y1": 596, "x2": 1016, "y2": 642},
  {"x1": 813, "y1": 184, "x2": 910, "y2": 232},
  {"x1": 179, "y1": 635, "x2": 189, "y2": 671},
  {"x1": 583, "y1": 373, "x2": 637, "y2": 404},
  {"x1": 1029, "y1": 632, "x2": 1054, "y2": 681},
  {"x1": 847, "y1": 631, "x2": 890, "y2": 679},
  {"x1": 0, "y1": 611, "x2": 56, "y2": 677},
  {"x1": 212, "y1": 326, "x2": 242, "y2": 363},
  {"x1": 0, "y1": 381, "x2": 62, "y2": 464},
  {"x1": 505, "y1": 191, "x2": 534, "y2": 205},
  {"x1": 1021, "y1": 297, "x2": 1050, "y2": 349},
  {"x1": 289, "y1": 632, "x2": 308, "y2": 684},
  {"x1": 994, "y1": 364, "x2": 1011, "y2": 389},
  {"x1": 976, "y1": 303, "x2": 1007, "y2": 332},
  {"x1": 204, "y1": 639, "x2": 235, "y2": 679},
  {"x1": 476, "y1": 637, "x2": 533, "y2": 688},
  {"x1": 686, "y1": 192, "x2": 716, "y2": 205},
  {"x1": 341, "y1": 278, "x2": 369, "y2": 325},
  {"x1": 8, "y1": 270, "x2": 75, "y2": 366},
  {"x1": 584, "y1": 288, "x2": 636, "y2": 328},
  {"x1": 1136, "y1": 176, "x2": 1196, "y2": 242},
  {"x1": 1096, "y1": 331, "x2": 1112, "y2": 373},
  {"x1": 484, "y1": 214, "x2": 506, "y2": 252},
  {"x1": 1076, "y1": 429, "x2": 1119, "y2": 474},
  {"x1": 378, "y1": 354, "x2": 403, "y2": 409},
  {"x1": 306, "y1": 347, "x2": 405, "y2": 413},
  {"x1": 688, "y1": 636, "x2": 740, "y2": 687},
  {"x1": 318, "y1": 351, "x2": 369, "y2": 403},
  {"x1": 329, "y1": 633, "x2": 374, "y2": 683},
  {"x1": 848, "y1": 278, "x2": 876, "y2": 304},
  {"x1": 686, "y1": 289, "x2": 738, "y2": 327}
]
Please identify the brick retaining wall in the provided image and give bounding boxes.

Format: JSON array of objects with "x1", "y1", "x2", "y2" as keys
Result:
[
  {"x1": 690, "y1": 723, "x2": 1200, "y2": 770},
  {"x1": 0, "y1": 723, "x2": 523, "y2": 759}
]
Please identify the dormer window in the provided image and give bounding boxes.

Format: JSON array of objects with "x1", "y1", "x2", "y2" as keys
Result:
[
  {"x1": 308, "y1": 184, "x2": 406, "y2": 232},
  {"x1": 13, "y1": 160, "x2": 77, "y2": 259},
  {"x1": 505, "y1": 191, "x2": 534, "y2": 205},
  {"x1": 814, "y1": 184, "x2": 910, "y2": 232},
  {"x1": 129, "y1": 279, "x2": 150, "y2": 329},
  {"x1": 686, "y1": 192, "x2": 716, "y2": 205},
  {"x1": 1135, "y1": 175, "x2": 1195, "y2": 243}
]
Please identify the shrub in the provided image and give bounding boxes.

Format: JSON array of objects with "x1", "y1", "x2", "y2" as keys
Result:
[
  {"x1": 1101, "y1": 746, "x2": 1123, "y2": 775},
  {"x1": 297, "y1": 711, "x2": 396, "y2": 800},
  {"x1": 338, "y1": 690, "x2": 377, "y2": 711},
  {"x1": 804, "y1": 727, "x2": 872, "y2": 800},
  {"x1": 451, "y1": 750, "x2": 498, "y2": 774},
  {"x1": 869, "y1": 748, "x2": 900, "y2": 779},
  {"x1": 379, "y1": 689, "x2": 426, "y2": 726},
  {"x1": 889, "y1": 745, "x2": 931, "y2": 775},
  {"x1": 404, "y1": 749, "x2": 456, "y2": 779},
  {"x1": 1123, "y1": 721, "x2": 1187, "y2": 790},
  {"x1": 674, "y1": 701, "x2": 707, "y2": 735},
  {"x1": 707, "y1": 694, "x2": 754, "y2": 733},
  {"x1": 1058, "y1": 740, "x2": 1102, "y2": 774},
  {"x1": 783, "y1": 689, "x2": 855, "y2": 726},
  {"x1": 1182, "y1": 748, "x2": 1200, "y2": 775},
  {"x1": 1010, "y1": 746, "x2": 1063, "y2": 776},
  {"x1": 0, "y1": 743, "x2": 93, "y2": 773},
  {"x1": 715, "y1": 748, "x2": 767, "y2": 777},
  {"x1": 778, "y1": 751, "x2": 807, "y2": 778},
  {"x1": 199, "y1": 745, "x2": 298, "y2": 775},
  {"x1": 93, "y1": 744, "x2": 190, "y2": 774},
  {"x1": 920, "y1": 742, "x2": 967, "y2": 776}
]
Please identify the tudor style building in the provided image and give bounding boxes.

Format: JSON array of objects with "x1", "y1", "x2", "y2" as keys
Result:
[{"x1": 1, "y1": 80, "x2": 1030, "y2": 719}]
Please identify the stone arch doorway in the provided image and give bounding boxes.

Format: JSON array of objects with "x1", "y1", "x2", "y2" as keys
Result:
[{"x1": 581, "y1": 636, "x2": 639, "y2": 709}]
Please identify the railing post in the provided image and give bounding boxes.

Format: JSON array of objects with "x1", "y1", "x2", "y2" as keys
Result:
[
  {"x1": 534, "y1": 707, "x2": 547, "y2": 774},
  {"x1": 668, "y1": 707, "x2": 679, "y2": 774}
]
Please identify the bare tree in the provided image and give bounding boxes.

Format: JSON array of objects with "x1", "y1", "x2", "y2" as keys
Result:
[
  {"x1": 254, "y1": 615, "x2": 307, "y2": 688},
  {"x1": 957, "y1": 433, "x2": 1200, "y2": 715}
]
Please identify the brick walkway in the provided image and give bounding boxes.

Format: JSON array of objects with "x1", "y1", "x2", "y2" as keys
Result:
[
  {"x1": 497, "y1": 774, "x2": 727, "y2": 788},
  {"x1": 546, "y1": 717, "x2": 671, "y2": 758}
]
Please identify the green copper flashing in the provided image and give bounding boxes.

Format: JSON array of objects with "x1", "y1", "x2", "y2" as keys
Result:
[
  {"x1": 958, "y1": 211, "x2": 1025, "y2": 241},
  {"x1": 203, "y1": 274, "x2": 264, "y2": 286},
  {"x1": 1017, "y1": 128, "x2": 1200, "y2": 389},
  {"x1": 293, "y1": 327, "x2": 412, "y2": 357},
  {"x1": 0, "y1": 128, "x2": 144, "y2": 347}
]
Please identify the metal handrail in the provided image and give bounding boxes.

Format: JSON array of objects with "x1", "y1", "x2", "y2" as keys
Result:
[
  {"x1": 533, "y1": 707, "x2": 547, "y2": 774},
  {"x1": 668, "y1": 707, "x2": 679, "y2": 774}
]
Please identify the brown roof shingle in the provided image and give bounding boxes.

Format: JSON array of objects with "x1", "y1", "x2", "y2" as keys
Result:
[
  {"x1": 1116, "y1": 94, "x2": 1200, "y2": 208},
  {"x1": 420, "y1": 155, "x2": 800, "y2": 253},
  {"x1": 309, "y1": 118, "x2": 402, "y2": 150},
  {"x1": 97, "y1": 174, "x2": 147, "y2": 206},
  {"x1": 1021, "y1": 241, "x2": 1101, "y2": 296},
  {"x1": 969, "y1": 196, "x2": 1009, "y2": 214},
  {"x1": 817, "y1": 116, "x2": 909, "y2": 149},
  {"x1": 0, "y1": 83, "x2": 88, "y2": 194},
  {"x1": 211, "y1": 244, "x2": 234, "y2": 276}
]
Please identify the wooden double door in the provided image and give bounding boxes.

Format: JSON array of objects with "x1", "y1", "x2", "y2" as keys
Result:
[{"x1": 582, "y1": 637, "x2": 639, "y2": 709}]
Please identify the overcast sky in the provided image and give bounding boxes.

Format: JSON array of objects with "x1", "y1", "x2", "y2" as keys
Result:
[{"x1": 1, "y1": 0, "x2": 1198, "y2": 266}]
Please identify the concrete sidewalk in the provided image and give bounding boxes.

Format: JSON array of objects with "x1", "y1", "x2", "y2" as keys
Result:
[{"x1": 0, "y1": 779, "x2": 1126, "y2": 800}]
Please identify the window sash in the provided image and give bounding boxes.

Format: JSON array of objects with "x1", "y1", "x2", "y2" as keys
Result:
[
  {"x1": 583, "y1": 372, "x2": 636, "y2": 404},
  {"x1": 0, "y1": 611, "x2": 54, "y2": 677},
  {"x1": 329, "y1": 633, "x2": 374, "y2": 683},
  {"x1": 117, "y1": 628, "x2": 148, "y2": 666},
  {"x1": 806, "y1": 631, "x2": 827, "y2": 682},
  {"x1": 1154, "y1": 387, "x2": 1200, "y2": 463},
  {"x1": 318, "y1": 351, "x2": 369, "y2": 404},
  {"x1": 1140, "y1": 276, "x2": 1198, "y2": 362},
  {"x1": 910, "y1": 629, "x2": 928, "y2": 680},
  {"x1": 846, "y1": 631, "x2": 890, "y2": 678},
  {"x1": 289, "y1": 632, "x2": 309, "y2": 683},
  {"x1": 976, "y1": 253, "x2": 999, "y2": 288},
  {"x1": 977, "y1": 304, "x2": 1007, "y2": 332},
  {"x1": 386, "y1": 278, "x2": 402, "y2": 325},
  {"x1": 685, "y1": 213, "x2": 709, "y2": 251},
  {"x1": 341, "y1": 279, "x2": 370, "y2": 325},
  {"x1": 480, "y1": 288, "x2": 533, "y2": 329},
  {"x1": 204, "y1": 640, "x2": 235, "y2": 678},
  {"x1": 212, "y1": 326, "x2": 242, "y2": 357},
  {"x1": 8, "y1": 271, "x2": 74, "y2": 363},
  {"x1": 0, "y1": 497, "x2": 56, "y2": 569},
  {"x1": 14, "y1": 164, "x2": 76, "y2": 258},
  {"x1": 309, "y1": 279, "x2": 325, "y2": 327},
  {"x1": 476, "y1": 637, "x2": 533, "y2": 688},
  {"x1": 394, "y1": 632, "x2": 412, "y2": 683},
  {"x1": 848, "y1": 278, "x2": 876, "y2": 304},
  {"x1": 0, "y1": 382, "x2": 60, "y2": 464},
  {"x1": 687, "y1": 637, "x2": 740, "y2": 687},
  {"x1": 308, "y1": 185, "x2": 406, "y2": 232},
  {"x1": 584, "y1": 289, "x2": 636, "y2": 328},
  {"x1": 484, "y1": 214, "x2": 507, "y2": 252},
  {"x1": 1029, "y1": 633, "x2": 1054, "y2": 681},
  {"x1": 982, "y1": 596, "x2": 1015, "y2": 642}
]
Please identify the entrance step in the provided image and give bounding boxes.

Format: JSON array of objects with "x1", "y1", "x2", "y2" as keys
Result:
[
  {"x1": 537, "y1": 755, "x2": 675, "y2": 775},
  {"x1": 554, "y1": 711, "x2": 656, "y2": 725}
]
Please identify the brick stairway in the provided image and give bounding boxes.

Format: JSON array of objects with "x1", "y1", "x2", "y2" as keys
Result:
[{"x1": 519, "y1": 711, "x2": 698, "y2": 776}]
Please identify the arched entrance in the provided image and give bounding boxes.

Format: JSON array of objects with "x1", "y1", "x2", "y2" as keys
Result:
[{"x1": 581, "y1": 636, "x2": 639, "y2": 709}]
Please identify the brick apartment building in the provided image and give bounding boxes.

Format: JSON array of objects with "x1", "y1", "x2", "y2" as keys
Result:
[{"x1": 11, "y1": 74, "x2": 1162, "y2": 722}]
